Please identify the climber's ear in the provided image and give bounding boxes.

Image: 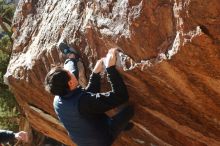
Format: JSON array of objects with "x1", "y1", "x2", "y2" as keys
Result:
[{"x1": 67, "y1": 72, "x2": 78, "y2": 90}]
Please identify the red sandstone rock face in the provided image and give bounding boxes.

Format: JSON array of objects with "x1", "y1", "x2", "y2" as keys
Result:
[{"x1": 4, "y1": 0, "x2": 220, "y2": 145}]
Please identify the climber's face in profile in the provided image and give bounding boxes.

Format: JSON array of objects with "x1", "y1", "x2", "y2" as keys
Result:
[{"x1": 67, "y1": 71, "x2": 79, "y2": 90}]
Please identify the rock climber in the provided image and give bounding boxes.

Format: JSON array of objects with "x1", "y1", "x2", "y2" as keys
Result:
[{"x1": 44, "y1": 43, "x2": 134, "y2": 146}]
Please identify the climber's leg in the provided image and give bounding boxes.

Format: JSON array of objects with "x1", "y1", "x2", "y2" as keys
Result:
[
  {"x1": 59, "y1": 42, "x2": 80, "y2": 79},
  {"x1": 64, "y1": 58, "x2": 79, "y2": 79},
  {"x1": 109, "y1": 105, "x2": 134, "y2": 140}
]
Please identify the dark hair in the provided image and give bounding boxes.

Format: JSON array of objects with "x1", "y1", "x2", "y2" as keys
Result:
[{"x1": 44, "y1": 66, "x2": 70, "y2": 96}]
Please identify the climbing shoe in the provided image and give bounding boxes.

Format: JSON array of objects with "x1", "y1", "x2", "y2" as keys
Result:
[{"x1": 59, "y1": 42, "x2": 80, "y2": 59}]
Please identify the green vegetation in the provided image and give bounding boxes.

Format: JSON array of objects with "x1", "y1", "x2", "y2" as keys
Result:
[
  {"x1": 0, "y1": 0, "x2": 15, "y2": 36},
  {"x1": 0, "y1": 0, "x2": 19, "y2": 131},
  {"x1": 0, "y1": 36, "x2": 19, "y2": 131}
]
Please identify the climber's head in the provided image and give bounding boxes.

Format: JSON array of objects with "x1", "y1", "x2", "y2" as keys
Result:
[{"x1": 44, "y1": 66, "x2": 78, "y2": 96}]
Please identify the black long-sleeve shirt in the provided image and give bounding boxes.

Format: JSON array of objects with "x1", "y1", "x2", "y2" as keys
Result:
[
  {"x1": 80, "y1": 66, "x2": 129, "y2": 114},
  {"x1": 0, "y1": 130, "x2": 15, "y2": 142}
]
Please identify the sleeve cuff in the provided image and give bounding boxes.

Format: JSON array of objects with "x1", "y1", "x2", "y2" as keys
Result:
[
  {"x1": 91, "y1": 72, "x2": 101, "y2": 79},
  {"x1": 6, "y1": 130, "x2": 15, "y2": 139},
  {"x1": 8, "y1": 130, "x2": 15, "y2": 136},
  {"x1": 106, "y1": 66, "x2": 116, "y2": 74}
]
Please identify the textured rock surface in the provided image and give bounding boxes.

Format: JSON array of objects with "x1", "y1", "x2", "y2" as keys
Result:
[{"x1": 4, "y1": 0, "x2": 220, "y2": 145}]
